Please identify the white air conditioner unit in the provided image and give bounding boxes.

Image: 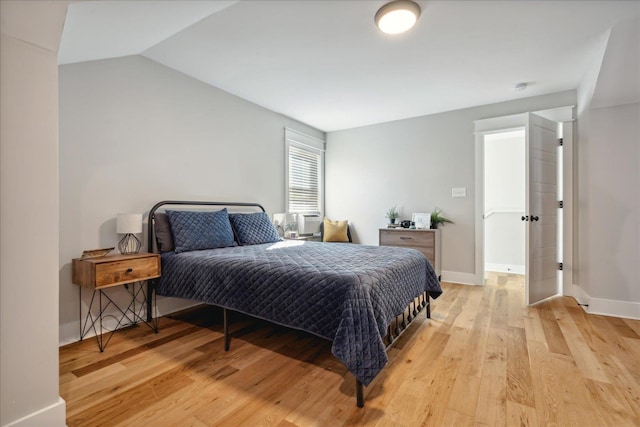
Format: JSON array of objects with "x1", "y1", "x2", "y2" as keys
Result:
[{"x1": 298, "y1": 214, "x2": 322, "y2": 235}]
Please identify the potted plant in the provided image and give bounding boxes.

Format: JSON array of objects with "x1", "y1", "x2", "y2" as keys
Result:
[
  {"x1": 430, "y1": 208, "x2": 453, "y2": 229},
  {"x1": 385, "y1": 205, "x2": 400, "y2": 224}
]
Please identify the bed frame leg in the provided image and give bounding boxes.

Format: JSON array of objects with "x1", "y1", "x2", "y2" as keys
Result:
[
  {"x1": 146, "y1": 280, "x2": 154, "y2": 322},
  {"x1": 223, "y1": 308, "x2": 230, "y2": 351},
  {"x1": 356, "y1": 379, "x2": 364, "y2": 408},
  {"x1": 426, "y1": 292, "x2": 431, "y2": 318}
]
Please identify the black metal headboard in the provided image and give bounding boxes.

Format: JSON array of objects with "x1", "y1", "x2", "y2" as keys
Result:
[{"x1": 146, "y1": 200, "x2": 266, "y2": 253}]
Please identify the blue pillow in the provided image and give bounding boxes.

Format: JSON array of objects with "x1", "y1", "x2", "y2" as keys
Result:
[
  {"x1": 229, "y1": 212, "x2": 281, "y2": 245},
  {"x1": 166, "y1": 209, "x2": 235, "y2": 253}
]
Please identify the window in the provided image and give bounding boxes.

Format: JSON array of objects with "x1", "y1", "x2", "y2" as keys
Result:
[{"x1": 285, "y1": 128, "x2": 325, "y2": 216}]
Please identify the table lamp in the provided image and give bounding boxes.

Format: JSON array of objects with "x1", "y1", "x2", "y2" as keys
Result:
[{"x1": 117, "y1": 213, "x2": 142, "y2": 254}]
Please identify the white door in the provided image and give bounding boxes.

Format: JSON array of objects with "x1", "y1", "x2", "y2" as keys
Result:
[{"x1": 525, "y1": 113, "x2": 559, "y2": 305}]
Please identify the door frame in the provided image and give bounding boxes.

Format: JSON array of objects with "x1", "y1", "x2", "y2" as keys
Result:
[{"x1": 473, "y1": 108, "x2": 574, "y2": 297}]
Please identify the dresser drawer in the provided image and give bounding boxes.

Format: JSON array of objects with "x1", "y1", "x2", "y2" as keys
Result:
[
  {"x1": 73, "y1": 253, "x2": 161, "y2": 289},
  {"x1": 379, "y1": 230, "x2": 434, "y2": 249},
  {"x1": 379, "y1": 228, "x2": 441, "y2": 277},
  {"x1": 416, "y1": 247, "x2": 435, "y2": 264}
]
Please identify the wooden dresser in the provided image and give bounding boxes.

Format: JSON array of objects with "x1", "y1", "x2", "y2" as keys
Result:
[{"x1": 379, "y1": 228, "x2": 441, "y2": 278}]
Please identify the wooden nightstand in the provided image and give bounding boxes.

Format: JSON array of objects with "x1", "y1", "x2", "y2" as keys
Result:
[{"x1": 72, "y1": 253, "x2": 161, "y2": 351}]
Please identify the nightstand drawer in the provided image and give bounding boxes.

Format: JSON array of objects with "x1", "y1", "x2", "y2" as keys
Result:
[
  {"x1": 95, "y1": 257, "x2": 159, "y2": 288},
  {"x1": 72, "y1": 253, "x2": 161, "y2": 289},
  {"x1": 379, "y1": 230, "x2": 434, "y2": 248}
]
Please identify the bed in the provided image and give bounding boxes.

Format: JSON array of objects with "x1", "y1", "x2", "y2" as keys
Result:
[{"x1": 146, "y1": 201, "x2": 442, "y2": 407}]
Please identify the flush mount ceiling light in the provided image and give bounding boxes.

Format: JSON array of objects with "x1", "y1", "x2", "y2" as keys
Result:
[{"x1": 375, "y1": 0, "x2": 421, "y2": 35}]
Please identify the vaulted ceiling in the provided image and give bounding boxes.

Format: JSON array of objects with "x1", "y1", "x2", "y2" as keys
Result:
[{"x1": 59, "y1": 1, "x2": 639, "y2": 131}]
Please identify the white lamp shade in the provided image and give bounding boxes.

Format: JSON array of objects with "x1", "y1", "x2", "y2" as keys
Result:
[{"x1": 116, "y1": 213, "x2": 142, "y2": 234}]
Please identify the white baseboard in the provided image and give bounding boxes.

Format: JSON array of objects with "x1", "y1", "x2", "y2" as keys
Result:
[
  {"x1": 59, "y1": 296, "x2": 200, "y2": 347},
  {"x1": 156, "y1": 297, "x2": 201, "y2": 318},
  {"x1": 588, "y1": 297, "x2": 640, "y2": 320},
  {"x1": 571, "y1": 284, "x2": 590, "y2": 306},
  {"x1": 571, "y1": 284, "x2": 640, "y2": 320},
  {"x1": 3, "y1": 396, "x2": 66, "y2": 427},
  {"x1": 441, "y1": 271, "x2": 478, "y2": 285},
  {"x1": 59, "y1": 315, "x2": 141, "y2": 347},
  {"x1": 485, "y1": 263, "x2": 525, "y2": 275},
  {"x1": 59, "y1": 321, "x2": 80, "y2": 347}
]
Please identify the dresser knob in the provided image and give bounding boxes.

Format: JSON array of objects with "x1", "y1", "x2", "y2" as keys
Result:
[
  {"x1": 400, "y1": 237, "x2": 412, "y2": 240},
  {"x1": 126, "y1": 268, "x2": 133, "y2": 273}
]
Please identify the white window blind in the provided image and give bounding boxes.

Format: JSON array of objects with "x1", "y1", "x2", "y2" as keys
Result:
[
  {"x1": 285, "y1": 128, "x2": 325, "y2": 215},
  {"x1": 288, "y1": 145, "x2": 320, "y2": 213}
]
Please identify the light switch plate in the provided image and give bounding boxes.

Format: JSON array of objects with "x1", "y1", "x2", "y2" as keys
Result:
[{"x1": 452, "y1": 187, "x2": 466, "y2": 197}]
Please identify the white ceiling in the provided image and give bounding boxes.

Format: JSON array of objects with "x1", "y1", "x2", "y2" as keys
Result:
[{"x1": 59, "y1": 0, "x2": 640, "y2": 132}]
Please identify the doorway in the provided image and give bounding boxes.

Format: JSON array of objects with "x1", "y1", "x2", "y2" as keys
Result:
[
  {"x1": 474, "y1": 108, "x2": 574, "y2": 305},
  {"x1": 483, "y1": 129, "x2": 526, "y2": 276}
]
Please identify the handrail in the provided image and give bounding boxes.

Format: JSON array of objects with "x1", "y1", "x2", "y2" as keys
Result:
[{"x1": 483, "y1": 207, "x2": 525, "y2": 219}]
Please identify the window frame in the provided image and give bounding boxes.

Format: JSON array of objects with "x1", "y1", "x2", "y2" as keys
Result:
[{"x1": 284, "y1": 127, "x2": 325, "y2": 217}]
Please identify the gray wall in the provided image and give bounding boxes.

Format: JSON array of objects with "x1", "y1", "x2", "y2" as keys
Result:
[
  {"x1": 58, "y1": 55, "x2": 323, "y2": 344},
  {"x1": 325, "y1": 90, "x2": 575, "y2": 284},
  {"x1": 574, "y1": 18, "x2": 640, "y2": 318},
  {"x1": 1, "y1": 1, "x2": 68, "y2": 425},
  {"x1": 577, "y1": 102, "x2": 639, "y2": 310}
]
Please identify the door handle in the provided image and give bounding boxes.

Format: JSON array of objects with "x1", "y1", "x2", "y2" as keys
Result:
[
  {"x1": 531, "y1": 215, "x2": 539, "y2": 221},
  {"x1": 521, "y1": 215, "x2": 529, "y2": 221}
]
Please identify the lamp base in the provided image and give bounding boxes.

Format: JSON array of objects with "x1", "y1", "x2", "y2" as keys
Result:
[{"x1": 118, "y1": 233, "x2": 141, "y2": 254}]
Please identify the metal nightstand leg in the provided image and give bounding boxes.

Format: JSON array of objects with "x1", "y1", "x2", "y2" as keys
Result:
[
  {"x1": 79, "y1": 280, "x2": 158, "y2": 352},
  {"x1": 124, "y1": 281, "x2": 158, "y2": 333}
]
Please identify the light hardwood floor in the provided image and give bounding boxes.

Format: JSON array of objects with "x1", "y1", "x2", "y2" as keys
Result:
[{"x1": 60, "y1": 274, "x2": 640, "y2": 426}]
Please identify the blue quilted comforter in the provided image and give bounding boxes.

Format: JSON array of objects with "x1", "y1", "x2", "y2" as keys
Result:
[{"x1": 156, "y1": 240, "x2": 442, "y2": 385}]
